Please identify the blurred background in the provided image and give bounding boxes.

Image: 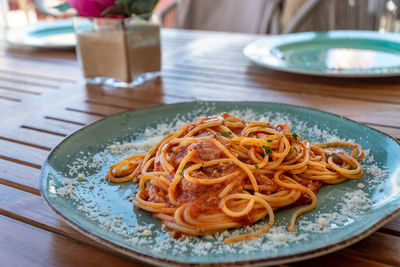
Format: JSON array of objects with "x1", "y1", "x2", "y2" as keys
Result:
[{"x1": 1, "y1": 0, "x2": 400, "y2": 35}]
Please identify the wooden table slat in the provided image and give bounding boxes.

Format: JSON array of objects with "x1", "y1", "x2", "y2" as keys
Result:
[
  {"x1": 0, "y1": 139, "x2": 49, "y2": 168},
  {"x1": 171, "y1": 62, "x2": 400, "y2": 104},
  {"x1": 0, "y1": 72, "x2": 64, "y2": 89},
  {"x1": 0, "y1": 184, "x2": 95, "y2": 244},
  {"x1": 0, "y1": 215, "x2": 139, "y2": 267},
  {"x1": 0, "y1": 79, "x2": 53, "y2": 94},
  {"x1": 0, "y1": 95, "x2": 20, "y2": 103},
  {"x1": 158, "y1": 74, "x2": 400, "y2": 128},
  {"x1": 0, "y1": 74, "x2": 60, "y2": 90},
  {"x1": 292, "y1": 251, "x2": 391, "y2": 267},
  {"x1": 345, "y1": 232, "x2": 400, "y2": 266},
  {"x1": 0, "y1": 51, "x2": 78, "y2": 66},
  {"x1": 0, "y1": 159, "x2": 41, "y2": 194},
  {"x1": 0, "y1": 67, "x2": 77, "y2": 83},
  {"x1": 21, "y1": 117, "x2": 83, "y2": 136},
  {"x1": 0, "y1": 57, "x2": 80, "y2": 81},
  {"x1": 364, "y1": 124, "x2": 400, "y2": 140},
  {"x1": 0, "y1": 127, "x2": 64, "y2": 150},
  {"x1": 65, "y1": 101, "x2": 128, "y2": 117},
  {"x1": 380, "y1": 216, "x2": 400, "y2": 237},
  {"x1": 0, "y1": 88, "x2": 31, "y2": 102},
  {"x1": 84, "y1": 91, "x2": 160, "y2": 110},
  {"x1": 43, "y1": 108, "x2": 104, "y2": 125}
]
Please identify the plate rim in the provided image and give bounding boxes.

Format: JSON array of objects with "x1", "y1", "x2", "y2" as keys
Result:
[
  {"x1": 4, "y1": 19, "x2": 75, "y2": 49},
  {"x1": 243, "y1": 30, "x2": 400, "y2": 78},
  {"x1": 40, "y1": 101, "x2": 400, "y2": 266}
]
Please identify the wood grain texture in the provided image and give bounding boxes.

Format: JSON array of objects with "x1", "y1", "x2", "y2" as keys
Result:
[
  {"x1": 292, "y1": 251, "x2": 391, "y2": 267},
  {"x1": 0, "y1": 215, "x2": 142, "y2": 267},
  {"x1": 159, "y1": 74, "x2": 400, "y2": 128},
  {"x1": 345, "y1": 232, "x2": 400, "y2": 266},
  {"x1": 0, "y1": 127, "x2": 63, "y2": 150},
  {"x1": 0, "y1": 159, "x2": 41, "y2": 194},
  {"x1": 0, "y1": 139, "x2": 49, "y2": 167},
  {"x1": 21, "y1": 118, "x2": 83, "y2": 136},
  {"x1": 0, "y1": 87, "x2": 34, "y2": 101},
  {"x1": 1, "y1": 28, "x2": 400, "y2": 266},
  {"x1": 0, "y1": 184, "x2": 104, "y2": 246},
  {"x1": 381, "y1": 216, "x2": 400, "y2": 237}
]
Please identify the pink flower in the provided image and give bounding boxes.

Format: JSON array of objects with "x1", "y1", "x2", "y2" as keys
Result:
[{"x1": 68, "y1": 0, "x2": 116, "y2": 17}]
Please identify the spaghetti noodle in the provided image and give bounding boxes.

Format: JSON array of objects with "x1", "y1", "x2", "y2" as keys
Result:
[{"x1": 106, "y1": 113, "x2": 364, "y2": 243}]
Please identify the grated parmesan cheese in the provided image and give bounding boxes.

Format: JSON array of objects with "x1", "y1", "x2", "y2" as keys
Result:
[{"x1": 52, "y1": 107, "x2": 389, "y2": 258}]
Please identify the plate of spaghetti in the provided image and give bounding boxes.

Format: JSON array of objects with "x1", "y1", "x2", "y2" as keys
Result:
[{"x1": 41, "y1": 102, "x2": 400, "y2": 266}]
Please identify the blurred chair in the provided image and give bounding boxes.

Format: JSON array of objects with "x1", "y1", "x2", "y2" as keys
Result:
[
  {"x1": 281, "y1": 0, "x2": 400, "y2": 33},
  {"x1": 174, "y1": 0, "x2": 282, "y2": 34},
  {"x1": 155, "y1": 0, "x2": 178, "y2": 28},
  {"x1": 157, "y1": 0, "x2": 400, "y2": 34},
  {"x1": 3, "y1": 0, "x2": 38, "y2": 27},
  {"x1": 34, "y1": 0, "x2": 54, "y2": 16}
]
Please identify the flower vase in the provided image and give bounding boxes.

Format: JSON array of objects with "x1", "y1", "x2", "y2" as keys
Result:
[{"x1": 73, "y1": 15, "x2": 161, "y2": 87}]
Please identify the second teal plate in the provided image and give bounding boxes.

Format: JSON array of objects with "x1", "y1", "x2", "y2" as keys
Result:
[
  {"x1": 244, "y1": 31, "x2": 400, "y2": 77},
  {"x1": 5, "y1": 19, "x2": 75, "y2": 49}
]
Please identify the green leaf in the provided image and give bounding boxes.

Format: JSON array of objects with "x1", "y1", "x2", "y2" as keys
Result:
[
  {"x1": 101, "y1": 2, "x2": 126, "y2": 17},
  {"x1": 292, "y1": 133, "x2": 299, "y2": 140},
  {"x1": 126, "y1": 0, "x2": 159, "y2": 18},
  {"x1": 52, "y1": 2, "x2": 71, "y2": 12},
  {"x1": 220, "y1": 131, "x2": 232, "y2": 137},
  {"x1": 262, "y1": 145, "x2": 273, "y2": 155},
  {"x1": 102, "y1": 0, "x2": 159, "y2": 18}
]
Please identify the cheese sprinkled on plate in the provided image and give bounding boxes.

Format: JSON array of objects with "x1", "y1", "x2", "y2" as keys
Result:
[{"x1": 53, "y1": 107, "x2": 388, "y2": 256}]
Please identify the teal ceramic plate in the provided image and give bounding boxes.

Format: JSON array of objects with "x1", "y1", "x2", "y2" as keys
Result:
[
  {"x1": 41, "y1": 102, "x2": 400, "y2": 266},
  {"x1": 244, "y1": 31, "x2": 400, "y2": 77},
  {"x1": 4, "y1": 19, "x2": 75, "y2": 49}
]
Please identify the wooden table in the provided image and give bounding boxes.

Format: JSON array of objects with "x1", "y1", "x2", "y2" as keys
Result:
[{"x1": 1, "y1": 29, "x2": 399, "y2": 266}]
